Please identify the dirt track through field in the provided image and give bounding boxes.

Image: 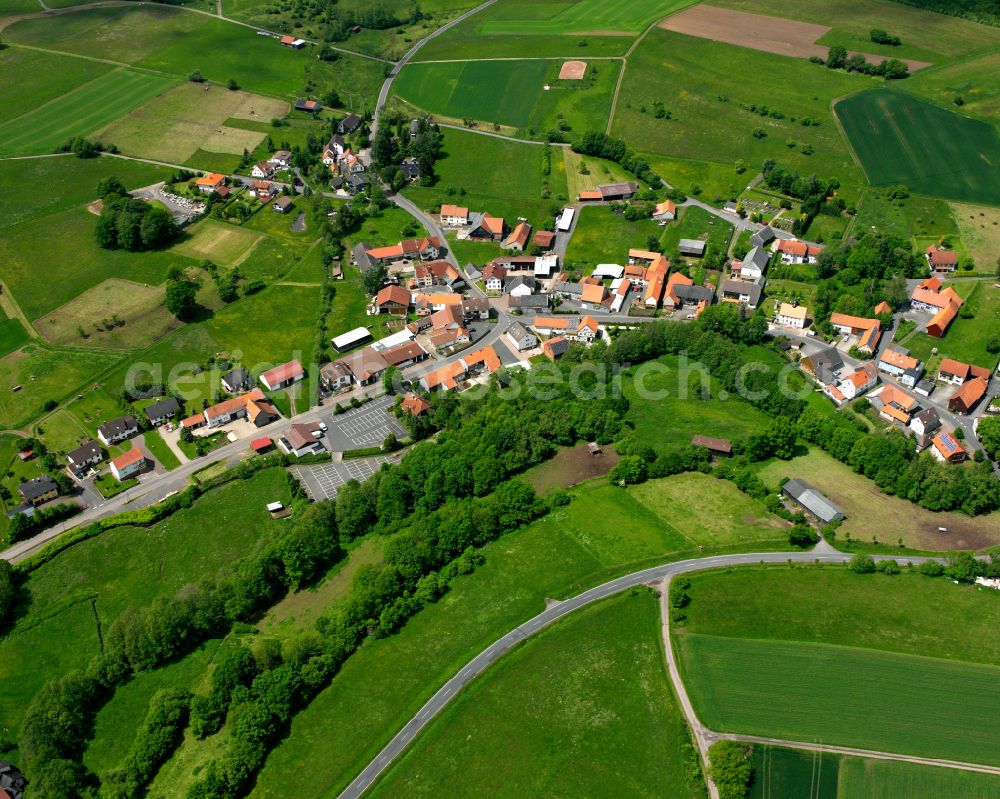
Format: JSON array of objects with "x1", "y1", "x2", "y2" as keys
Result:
[{"x1": 660, "y1": 5, "x2": 931, "y2": 71}]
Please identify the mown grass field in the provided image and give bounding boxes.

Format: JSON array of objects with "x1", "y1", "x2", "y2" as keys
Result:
[
  {"x1": 95, "y1": 82, "x2": 287, "y2": 165},
  {"x1": 613, "y1": 28, "x2": 867, "y2": 191},
  {"x1": 562, "y1": 147, "x2": 637, "y2": 199},
  {"x1": 838, "y1": 757, "x2": 1000, "y2": 798},
  {"x1": 0, "y1": 469, "x2": 293, "y2": 754},
  {"x1": 0, "y1": 311, "x2": 30, "y2": 359},
  {"x1": 0, "y1": 68, "x2": 177, "y2": 156},
  {"x1": 620, "y1": 354, "x2": 774, "y2": 452},
  {"x1": 403, "y1": 127, "x2": 567, "y2": 225},
  {"x1": 836, "y1": 89, "x2": 1000, "y2": 205},
  {"x1": 369, "y1": 590, "x2": 695, "y2": 798},
  {"x1": 750, "y1": 745, "x2": 838, "y2": 799},
  {"x1": 909, "y1": 50, "x2": 1000, "y2": 131},
  {"x1": 0, "y1": 47, "x2": 111, "y2": 124},
  {"x1": 564, "y1": 205, "x2": 662, "y2": 268},
  {"x1": 679, "y1": 632, "x2": 1000, "y2": 766},
  {"x1": 393, "y1": 58, "x2": 618, "y2": 136},
  {"x1": 951, "y1": 201, "x2": 1000, "y2": 267},
  {"x1": 662, "y1": 205, "x2": 734, "y2": 258},
  {"x1": 756, "y1": 447, "x2": 1000, "y2": 550},
  {"x1": 478, "y1": 0, "x2": 694, "y2": 35},
  {"x1": 171, "y1": 218, "x2": 264, "y2": 265},
  {"x1": 246, "y1": 472, "x2": 786, "y2": 799}
]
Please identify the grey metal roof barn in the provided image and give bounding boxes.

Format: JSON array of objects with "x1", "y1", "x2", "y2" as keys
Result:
[{"x1": 782, "y1": 478, "x2": 845, "y2": 523}]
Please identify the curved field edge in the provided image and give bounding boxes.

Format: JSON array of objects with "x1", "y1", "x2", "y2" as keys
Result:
[
  {"x1": 368, "y1": 589, "x2": 702, "y2": 798},
  {"x1": 677, "y1": 633, "x2": 1000, "y2": 766}
]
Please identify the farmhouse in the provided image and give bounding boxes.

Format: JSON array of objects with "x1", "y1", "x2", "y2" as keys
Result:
[
  {"x1": 280, "y1": 35, "x2": 306, "y2": 48},
  {"x1": 720, "y1": 279, "x2": 762, "y2": 309},
  {"x1": 662, "y1": 272, "x2": 693, "y2": 310},
  {"x1": 440, "y1": 204, "x2": 469, "y2": 227},
  {"x1": 66, "y1": 440, "x2": 103, "y2": 477},
  {"x1": 829, "y1": 314, "x2": 882, "y2": 353},
  {"x1": 294, "y1": 99, "x2": 321, "y2": 113},
  {"x1": 97, "y1": 415, "x2": 138, "y2": 446},
  {"x1": 193, "y1": 388, "x2": 280, "y2": 429},
  {"x1": 734, "y1": 245, "x2": 769, "y2": 282},
  {"x1": 110, "y1": 449, "x2": 147, "y2": 481},
  {"x1": 652, "y1": 200, "x2": 676, "y2": 221},
  {"x1": 877, "y1": 349, "x2": 923, "y2": 388},
  {"x1": 782, "y1": 478, "x2": 844, "y2": 523},
  {"x1": 195, "y1": 173, "x2": 226, "y2": 193},
  {"x1": 926, "y1": 244, "x2": 958, "y2": 273},
  {"x1": 467, "y1": 213, "x2": 507, "y2": 241},
  {"x1": 775, "y1": 302, "x2": 807, "y2": 329},
  {"x1": 259, "y1": 360, "x2": 305, "y2": 391},
  {"x1": 375, "y1": 285, "x2": 412, "y2": 315},
  {"x1": 931, "y1": 432, "x2": 967, "y2": 463},
  {"x1": 502, "y1": 221, "x2": 532, "y2": 251},
  {"x1": 948, "y1": 376, "x2": 988, "y2": 415},
  {"x1": 938, "y1": 359, "x2": 990, "y2": 385},
  {"x1": 19, "y1": 475, "x2": 58, "y2": 506},
  {"x1": 420, "y1": 345, "x2": 502, "y2": 392},
  {"x1": 532, "y1": 315, "x2": 598, "y2": 344},
  {"x1": 750, "y1": 225, "x2": 775, "y2": 248},
  {"x1": 144, "y1": 397, "x2": 180, "y2": 426},
  {"x1": 251, "y1": 161, "x2": 274, "y2": 179},
  {"x1": 775, "y1": 239, "x2": 822, "y2": 264},
  {"x1": 504, "y1": 320, "x2": 538, "y2": 352},
  {"x1": 910, "y1": 277, "x2": 964, "y2": 338}
]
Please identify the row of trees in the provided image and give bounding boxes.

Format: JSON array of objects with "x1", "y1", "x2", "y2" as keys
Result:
[
  {"x1": 571, "y1": 131, "x2": 662, "y2": 186},
  {"x1": 819, "y1": 46, "x2": 909, "y2": 79}
]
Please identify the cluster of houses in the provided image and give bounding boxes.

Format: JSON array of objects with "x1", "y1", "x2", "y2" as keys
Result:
[
  {"x1": 438, "y1": 204, "x2": 548, "y2": 253},
  {"x1": 192, "y1": 155, "x2": 296, "y2": 213}
]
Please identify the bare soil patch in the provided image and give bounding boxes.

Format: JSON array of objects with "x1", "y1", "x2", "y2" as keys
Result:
[
  {"x1": 525, "y1": 443, "x2": 620, "y2": 496},
  {"x1": 559, "y1": 60, "x2": 588, "y2": 80},
  {"x1": 660, "y1": 5, "x2": 930, "y2": 70},
  {"x1": 86, "y1": 199, "x2": 103, "y2": 216}
]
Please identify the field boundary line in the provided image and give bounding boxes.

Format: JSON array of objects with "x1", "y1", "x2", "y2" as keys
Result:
[
  {"x1": 4, "y1": 41, "x2": 175, "y2": 75},
  {"x1": 0, "y1": 280, "x2": 39, "y2": 340},
  {"x1": 435, "y1": 122, "x2": 569, "y2": 146},
  {"x1": 605, "y1": 57, "x2": 627, "y2": 135}
]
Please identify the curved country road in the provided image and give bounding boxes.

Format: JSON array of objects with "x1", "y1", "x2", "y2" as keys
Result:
[{"x1": 338, "y1": 549, "x2": 945, "y2": 798}]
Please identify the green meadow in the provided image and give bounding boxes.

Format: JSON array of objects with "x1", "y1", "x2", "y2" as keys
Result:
[
  {"x1": 0, "y1": 46, "x2": 111, "y2": 124},
  {"x1": 836, "y1": 89, "x2": 1000, "y2": 205},
  {"x1": 0, "y1": 68, "x2": 177, "y2": 156},
  {"x1": 369, "y1": 590, "x2": 696, "y2": 798},
  {"x1": 838, "y1": 757, "x2": 1000, "y2": 799}
]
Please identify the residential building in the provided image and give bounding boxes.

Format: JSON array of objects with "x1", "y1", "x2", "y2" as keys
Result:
[
  {"x1": 251, "y1": 161, "x2": 273, "y2": 179},
  {"x1": 380, "y1": 341, "x2": 430, "y2": 369},
  {"x1": 878, "y1": 348, "x2": 924, "y2": 387},
  {"x1": 259, "y1": 360, "x2": 305, "y2": 391},
  {"x1": 440, "y1": 204, "x2": 469, "y2": 227},
  {"x1": 413, "y1": 260, "x2": 462, "y2": 289},
  {"x1": 468, "y1": 212, "x2": 507, "y2": 241},
  {"x1": 483, "y1": 262, "x2": 508, "y2": 291},
  {"x1": 502, "y1": 221, "x2": 532, "y2": 251},
  {"x1": 735, "y1": 245, "x2": 769, "y2": 281},
  {"x1": 273, "y1": 196, "x2": 294, "y2": 214},
  {"x1": 110, "y1": 449, "x2": 147, "y2": 481},
  {"x1": 278, "y1": 423, "x2": 325, "y2": 458},
  {"x1": 663, "y1": 271, "x2": 693, "y2": 310},
  {"x1": 720, "y1": 279, "x2": 762, "y2": 309},
  {"x1": 937, "y1": 359, "x2": 990, "y2": 385},
  {"x1": 399, "y1": 158, "x2": 420, "y2": 181},
  {"x1": 19, "y1": 475, "x2": 58, "y2": 506},
  {"x1": 750, "y1": 225, "x2": 775, "y2": 248},
  {"x1": 319, "y1": 361, "x2": 353, "y2": 392},
  {"x1": 504, "y1": 321, "x2": 538, "y2": 352},
  {"x1": 836, "y1": 363, "x2": 877, "y2": 401},
  {"x1": 948, "y1": 376, "x2": 988, "y2": 415},
  {"x1": 909, "y1": 407, "x2": 941, "y2": 450},
  {"x1": 581, "y1": 282, "x2": 608, "y2": 310},
  {"x1": 144, "y1": 397, "x2": 180, "y2": 426},
  {"x1": 508, "y1": 293, "x2": 551, "y2": 311},
  {"x1": 871, "y1": 384, "x2": 918, "y2": 425},
  {"x1": 542, "y1": 336, "x2": 570, "y2": 361},
  {"x1": 775, "y1": 302, "x2": 807, "y2": 329},
  {"x1": 926, "y1": 244, "x2": 958, "y2": 273},
  {"x1": 652, "y1": 200, "x2": 676, "y2": 222},
  {"x1": 66, "y1": 440, "x2": 103, "y2": 477},
  {"x1": 800, "y1": 347, "x2": 843, "y2": 385},
  {"x1": 782, "y1": 478, "x2": 845, "y2": 523},
  {"x1": 337, "y1": 113, "x2": 362, "y2": 134},
  {"x1": 931, "y1": 432, "x2": 967, "y2": 463},
  {"x1": 505, "y1": 275, "x2": 536, "y2": 297},
  {"x1": 195, "y1": 173, "x2": 226, "y2": 193},
  {"x1": 365, "y1": 237, "x2": 441, "y2": 265},
  {"x1": 194, "y1": 388, "x2": 280, "y2": 429},
  {"x1": 97, "y1": 415, "x2": 138, "y2": 447},
  {"x1": 420, "y1": 345, "x2": 502, "y2": 391},
  {"x1": 400, "y1": 393, "x2": 431, "y2": 416},
  {"x1": 336, "y1": 347, "x2": 390, "y2": 386},
  {"x1": 830, "y1": 314, "x2": 882, "y2": 353},
  {"x1": 776, "y1": 239, "x2": 823, "y2": 264}
]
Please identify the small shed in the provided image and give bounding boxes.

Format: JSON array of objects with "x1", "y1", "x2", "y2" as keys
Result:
[
  {"x1": 251, "y1": 437, "x2": 273, "y2": 453},
  {"x1": 587, "y1": 442, "x2": 602, "y2": 455},
  {"x1": 782, "y1": 478, "x2": 845, "y2": 523},
  {"x1": 691, "y1": 435, "x2": 732, "y2": 456},
  {"x1": 678, "y1": 239, "x2": 707, "y2": 257}
]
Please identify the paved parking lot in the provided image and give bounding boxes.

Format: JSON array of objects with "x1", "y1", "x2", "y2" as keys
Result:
[
  {"x1": 326, "y1": 396, "x2": 407, "y2": 450},
  {"x1": 290, "y1": 454, "x2": 401, "y2": 501}
]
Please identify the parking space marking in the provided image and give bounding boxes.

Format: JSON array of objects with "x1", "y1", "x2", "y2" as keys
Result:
[{"x1": 290, "y1": 453, "x2": 402, "y2": 501}]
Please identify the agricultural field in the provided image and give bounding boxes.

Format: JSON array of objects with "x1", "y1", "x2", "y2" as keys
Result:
[
  {"x1": 521, "y1": 442, "x2": 621, "y2": 495},
  {"x1": 835, "y1": 89, "x2": 1000, "y2": 205},
  {"x1": 34, "y1": 279, "x2": 178, "y2": 350},
  {"x1": 0, "y1": 47, "x2": 111, "y2": 124},
  {"x1": 757, "y1": 446, "x2": 1000, "y2": 550},
  {"x1": 402, "y1": 127, "x2": 568, "y2": 225},
  {"x1": 0, "y1": 68, "x2": 178, "y2": 157},
  {"x1": 909, "y1": 50, "x2": 1000, "y2": 130},
  {"x1": 5, "y1": 5, "x2": 328, "y2": 98},
  {"x1": 95, "y1": 82, "x2": 288, "y2": 166},
  {"x1": 415, "y1": 0, "x2": 695, "y2": 59},
  {"x1": 369, "y1": 590, "x2": 697, "y2": 798},
  {"x1": 247, "y1": 472, "x2": 786, "y2": 799},
  {"x1": 392, "y1": 58, "x2": 619, "y2": 137},
  {"x1": 0, "y1": 468, "x2": 293, "y2": 760},
  {"x1": 838, "y1": 757, "x2": 1000, "y2": 798},
  {"x1": 613, "y1": 29, "x2": 867, "y2": 190},
  {"x1": 950, "y1": 201, "x2": 1000, "y2": 268},
  {"x1": 643, "y1": 154, "x2": 747, "y2": 205},
  {"x1": 677, "y1": 566, "x2": 1000, "y2": 767},
  {"x1": 0, "y1": 309, "x2": 30, "y2": 359},
  {"x1": 750, "y1": 745, "x2": 838, "y2": 799},
  {"x1": 171, "y1": 218, "x2": 264, "y2": 265},
  {"x1": 620, "y1": 354, "x2": 774, "y2": 453}
]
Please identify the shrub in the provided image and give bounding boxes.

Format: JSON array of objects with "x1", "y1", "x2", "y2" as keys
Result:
[
  {"x1": 709, "y1": 741, "x2": 753, "y2": 799},
  {"x1": 919, "y1": 560, "x2": 945, "y2": 577},
  {"x1": 876, "y1": 558, "x2": 900, "y2": 574},
  {"x1": 848, "y1": 553, "x2": 876, "y2": 573},
  {"x1": 788, "y1": 524, "x2": 818, "y2": 548}
]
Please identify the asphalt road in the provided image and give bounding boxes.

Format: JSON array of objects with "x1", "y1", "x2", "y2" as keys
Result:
[{"x1": 337, "y1": 549, "x2": 939, "y2": 798}]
